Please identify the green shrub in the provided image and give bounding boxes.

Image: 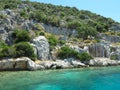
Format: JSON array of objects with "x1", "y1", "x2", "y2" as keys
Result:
[
  {"x1": 39, "y1": 32, "x2": 45, "y2": 36},
  {"x1": 58, "y1": 46, "x2": 93, "y2": 62},
  {"x1": 72, "y1": 38, "x2": 79, "y2": 42},
  {"x1": 110, "y1": 54, "x2": 118, "y2": 60},
  {"x1": 77, "y1": 52, "x2": 93, "y2": 62},
  {"x1": 58, "y1": 46, "x2": 78, "y2": 59},
  {"x1": 0, "y1": 46, "x2": 16, "y2": 58},
  {"x1": 59, "y1": 40, "x2": 65, "y2": 45},
  {"x1": 110, "y1": 47, "x2": 116, "y2": 52},
  {"x1": 15, "y1": 42, "x2": 36, "y2": 60},
  {"x1": 105, "y1": 31, "x2": 116, "y2": 36},
  {"x1": 0, "y1": 41, "x2": 36, "y2": 60},
  {"x1": 20, "y1": 10, "x2": 28, "y2": 19},
  {"x1": 93, "y1": 39, "x2": 100, "y2": 43},
  {"x1": 117, "y1": 32, "x2": 120, "y2": 36},
  {"x1": 77, "y1": 24, "x2": 97, "y2": 40},
  {"x1": 0, "y1": 40, "x2": 7, "y2": 48},
  {"x1": 84, "y1": 39, "x2": 91, "y2": 43},
  {"x1": 4, "y1": 3, "x2": 17, "y2": 9},
  {"x1": 47, "y1": 35, "x2": 58, "y2": 49},
  {"x1": 12, "y1": 30, "x2": 31, "y2": 43},
  {"x1": 35, "y1": 24, "x2": 44, "y2": 31}
]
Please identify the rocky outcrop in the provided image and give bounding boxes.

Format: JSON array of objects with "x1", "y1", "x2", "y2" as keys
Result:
[
  {"x1": 38, "y1": 59, "x2": 87, "y2": 69},
  {"x1": 0, "y1": 57, "x2": 44, "y2": 71},
  {"x1": 100, "y1": 33, "x2": 120, "y2": 43},
  {"x1": 0, "y1": 9, "x2": 38, "y2": 44},
  {"x1": 1, "y1": 57, "x2": 120, "y2": 71},
  {"x1": 32, "y1": 36, "x2": 50, "y2": 60},
  {"x1": 89, "y1": 43, "x2": 110, "y2": 58},
  {"x1": 109, "y1": 24, "x2": 120, "y2": 32},
  {"x1": 89, "y1": 58, "x2": 120, "y2": 66},
  {"x1": 70, "y1": 45, "x2": 85, "y2": 53},
  {"x1": 27, "y1": 59, "x2": 44, "y2": 70},
  {"x1": 43, "y1": 24, "x2": 77, "y2": 36},
  {"x1": 71, "y1": 60, "x2": 86, "y2": 67},
  {"x1": 0, "y1": 58, "x2": 27, "y2": 70},
  {"x1": 110, "y1": 46, "x2": 120, "y2": 60}
]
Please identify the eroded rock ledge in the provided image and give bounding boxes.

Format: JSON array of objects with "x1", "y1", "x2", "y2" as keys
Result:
[
  {"x1": 0, "y1": 57, "x2": 120, "y2": 71},
  {"x1": 0, "y1": 57, "x2": 44, "y2": 71}
]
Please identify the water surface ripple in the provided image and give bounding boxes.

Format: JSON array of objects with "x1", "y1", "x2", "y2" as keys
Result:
[{"x1": 0, "y1": 66, "x2": 120, "y2": 90}]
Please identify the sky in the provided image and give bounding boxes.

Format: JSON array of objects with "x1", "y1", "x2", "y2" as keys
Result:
[{"x1": 30, "y1": 0, "x2": 120, "y2": 22}]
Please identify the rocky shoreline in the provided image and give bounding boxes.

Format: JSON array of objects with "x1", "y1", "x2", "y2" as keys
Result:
[{"x1": 0, "y1": 57, "x2": 120, "y2": 71}]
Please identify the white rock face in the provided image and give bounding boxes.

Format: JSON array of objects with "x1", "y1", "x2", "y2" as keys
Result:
[
  {"x1": 89, "y1": 58, "x2": 119, "y2": 66},
  {"x1": 39, "y1": 60, "x2": 72, "y2": 69},
  {"x1": 0, "y1": 57, "x2": 44, "y2": 71},
  {"x1": 38, "y1": 59, "x2": 86, "y2": 69},
  {"x1": 71, "y1": 61, "x2": 86, "y2": 67},
  {"x1": 0, "y1": 57, "x2": 28, "y2": 70},
  {"x1": 32, "y1": 36, "x2": 50, "y2": 60},
  {"x1": 100, "y1": 33, "x2": 120, "y2": 43},
  {"x1": 27, "y1": 59, "x2": 44, "y2": 70},
  {"x1": 89, "y1": 43, "x2": 110, "y2": 58},
  {"x1": 43, "y1": 24, "x2": 77, "y2": 36}
]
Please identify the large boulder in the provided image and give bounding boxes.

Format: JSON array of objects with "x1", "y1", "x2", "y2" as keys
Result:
[
  {"x1": 71, "y1": 60, "x2": 86, "y2": 67},
  {"x1": 0, "y1": 57, "x2": 44, "y2": 71},
  {"x1": 32, "y1": 36, "x2": 50, "y2": 60},
  {"x1": 27, "y1": 59, "x2": 44, "y2": 70},
  {"x1": 0, "y1": 57, "x2": 28, "y2": 70},
  {"x1": 89, "y1": 58, "x2": 119, "y2": 66},
  {"x1": 39, "y1": 60, "x2": 73, "y2": 69}
]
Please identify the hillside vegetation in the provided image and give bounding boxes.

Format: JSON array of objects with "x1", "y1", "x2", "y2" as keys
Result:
[
  {"x1": 0, "y1": 0, "x2": 119, "y2": 60},
  {"x1": 0, "y1": 0, "x2": 117, "y2": 33}
]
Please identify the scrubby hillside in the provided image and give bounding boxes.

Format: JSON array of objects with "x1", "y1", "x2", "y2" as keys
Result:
[
  {"x1": 0, "y1": 0, "x2": 120, "y2": 62},
  {"x1": 0, "y1": 0, "x2": 118, "y2": 31}
]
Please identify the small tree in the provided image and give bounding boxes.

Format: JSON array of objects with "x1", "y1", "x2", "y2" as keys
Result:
[
  {"x1": 77, "y1": 24, "x2": 97, "y2": 40},
  {"x1": 58, "y1": 46, "x2": 78, "y2": 59},
  {"x1": 47, "y1": 34, "x2": 58, "y2": 50},
  {"x1": 12, "y1": 30, "x2": 31, "y2": 43},
  {"x1": 15, "y1": 42, "x2": 36, "y2": 60},
  {"x1": 77, "y1": 52, "x2": 93, "y2": 62},
  {"x1": 0, "y1": 46, "x2": 16, "y2": 58},
  {"x1": 58, "y1": 46, "x2": 93, "y2": 62}
]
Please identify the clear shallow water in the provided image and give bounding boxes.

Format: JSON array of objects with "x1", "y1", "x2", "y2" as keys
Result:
[{"x1": 1, "y1": 66, "x2": 120, "y2": 90}]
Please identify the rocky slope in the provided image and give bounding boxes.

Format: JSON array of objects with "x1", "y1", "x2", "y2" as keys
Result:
[{"x1": 1, "y1": 0, "x2": 120, "y2": 70}]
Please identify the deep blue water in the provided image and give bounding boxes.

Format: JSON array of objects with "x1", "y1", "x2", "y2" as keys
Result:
[{"x1": 1, "y1": 66, "x2": 120, "y2": 90}]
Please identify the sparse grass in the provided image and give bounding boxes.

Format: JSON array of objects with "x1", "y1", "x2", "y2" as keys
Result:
[
  {"x1": 105, "y1": 31, "x2": 120, "y2": 36},
  {"x1": 111, "y1": 42, "x2": 120, "y2": 46}
]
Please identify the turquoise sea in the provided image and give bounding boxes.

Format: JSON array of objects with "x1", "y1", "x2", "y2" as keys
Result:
[{"x1": 1, "y1": 66, "x2": 120, "y2": 90}]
